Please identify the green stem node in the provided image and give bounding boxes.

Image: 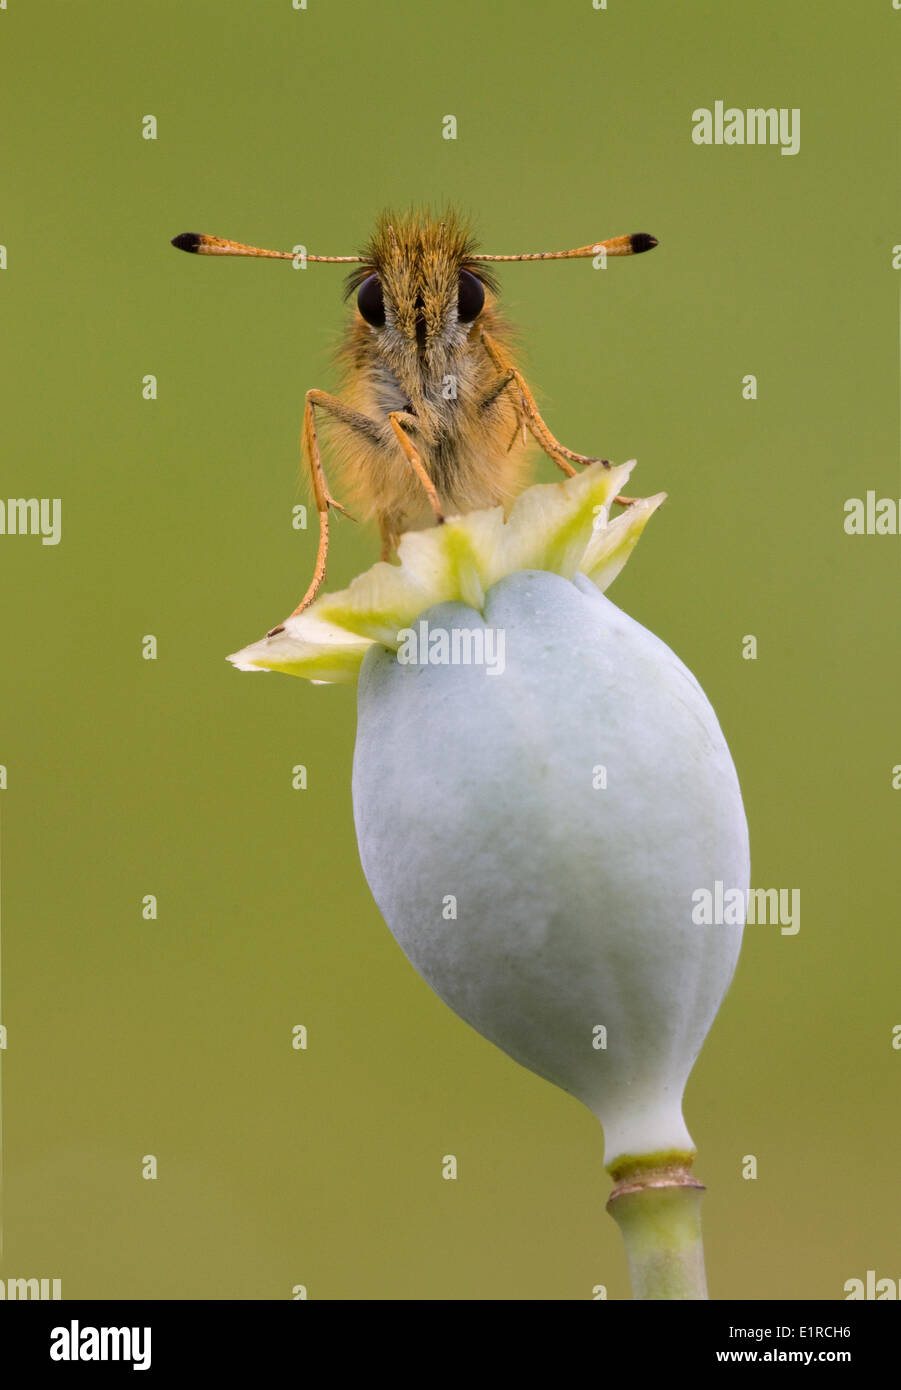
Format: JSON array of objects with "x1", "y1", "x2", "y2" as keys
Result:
[{"x1": 607, "y1": 1161, "x2": 709, "y2": 1300}]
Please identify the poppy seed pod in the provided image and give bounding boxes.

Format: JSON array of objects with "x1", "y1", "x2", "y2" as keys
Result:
[
  {"x1": 352, "y1": 571, "x2": 749, "y2": 1171},
  {"x1": 229, "y1": 460, "x2": 750, "y2": 1298}
]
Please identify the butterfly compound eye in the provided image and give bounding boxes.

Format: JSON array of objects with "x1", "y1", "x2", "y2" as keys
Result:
[
  {"x1": 457, "y1": 270, "x2": 485, "y2": 323},
  {"x1": 357, "y1": 274, "x2": 385, "y2": 327}
]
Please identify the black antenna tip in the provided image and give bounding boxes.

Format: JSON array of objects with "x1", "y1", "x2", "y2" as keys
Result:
[
  {"x1": 171, "y1": 232, "x2": 202, "y2": 253},
  {"x1": 630, "y1": 233, "x2": 658, "y2": 254}
]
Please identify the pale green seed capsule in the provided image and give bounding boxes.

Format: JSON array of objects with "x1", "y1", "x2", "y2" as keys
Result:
[{"x1": 352, "y1": 569, "x2": 749, "y2": 1169}]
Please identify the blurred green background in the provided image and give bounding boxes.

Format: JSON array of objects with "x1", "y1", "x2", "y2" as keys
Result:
[{"x1": 0, "y1": 0, "x2": 898, "y2": 1300}]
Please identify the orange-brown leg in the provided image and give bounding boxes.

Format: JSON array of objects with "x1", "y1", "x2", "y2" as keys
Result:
[
  {"x1": 378, "y1": 514, "x2": 400, "y2": 561},
  {"x1": 478, "y1": 330, "x2": 641, "y2": 503},
  {"x1": 267, "y1": 388, "x2": 378, "y2": 636},
  {"x1": 478, "y1": 367, "x2": 527, "y2": 451},
  {"x1": 479, "y1": 330, "x2": 605, "y2": 477},
  {"x1": 387, "y1": 412, "x2": 445, "y2": 524},
  {"x1": 480, "y1": 332, "x2": 637, "y2": 505},
  {"x1": 268, "y1": 394, "x2": 450, "y2": 636}
]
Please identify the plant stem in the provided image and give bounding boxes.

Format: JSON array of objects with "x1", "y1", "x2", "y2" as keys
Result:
[{"x1": 607, "y1": 1163, "x2": 709, "y2": 1300}]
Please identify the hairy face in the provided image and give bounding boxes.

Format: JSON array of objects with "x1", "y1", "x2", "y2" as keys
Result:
[{"x1": 345, "y1": 210, "x2": 495, "y2": 392}]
